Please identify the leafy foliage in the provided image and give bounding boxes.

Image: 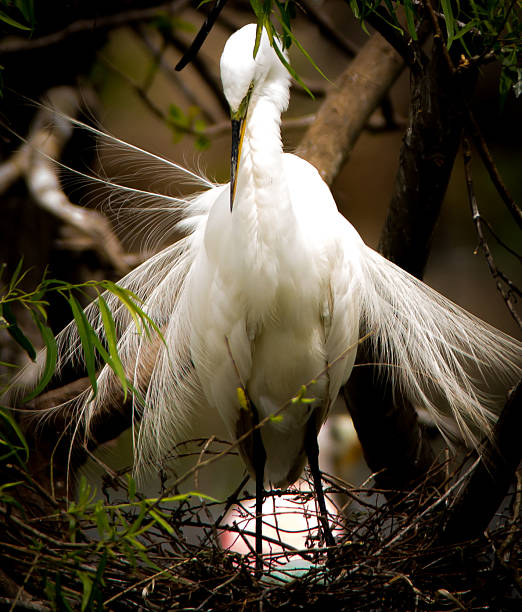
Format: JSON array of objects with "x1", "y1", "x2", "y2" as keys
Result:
[
  {"x1": 346, "y1": 1, "x2": 522, "y2": 105},
  {"x1": 0, "y1": 0, "x2": 35, "y2": 32},
  {"x1": 0, "y1": 405, "x2": 28, "y2": 465},
  {"x1": 0, "y1": 453, "x2": 521, "y2": 610},
  {"x1": 168, "y1": 103, "x2": 210, "y2": 150},
  {"x1": 0, "y1": 261, "x2": 162, "y2": 399},
  {"x1": 250, "y1": 0, "x2": 328, "y2": 95}
]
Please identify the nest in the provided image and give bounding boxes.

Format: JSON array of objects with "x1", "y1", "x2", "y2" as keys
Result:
[{"x1": 0, "y1": 452, "x2": 520, "y2": 612}]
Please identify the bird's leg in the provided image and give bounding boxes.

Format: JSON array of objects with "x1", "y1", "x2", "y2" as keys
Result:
[
  {"x1": 304, "y1": 418, "x2": 335, "y2": 548},
  {"x1": 251, "y1": 404, "x2": 266, "y2": 574},
  {"x1": 234, "y1": 390, "x2": 267, "y2": 573}
]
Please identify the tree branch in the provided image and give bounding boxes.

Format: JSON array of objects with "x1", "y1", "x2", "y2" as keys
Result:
[
  {"x1": 378, "y1": 38, "x2": 476, "y2": 277},
  {"x1": 466, "y1": 111, "x2": 522, "y2": 231},
  {"x1": 439, "y1": 378, "x2": 522, "y2": 544},
  {"x1": 463, "y1": 138, "x2": 522, "y2": 329},
  {"x1": 296, "y1": 31, "x2": 404, "y2": 185},
  {"x1": 300, "y1": 0, "x2": 359, "y2": 58},
  {"x1": 0, "y1": 1, "x2": 191, "y2": 55},
  {"x1": 342, "y1": 343, "x2": 444, "y2": 493},
  {"x1": 0, "y1": 87, "x2": 132, "y2": 276}
]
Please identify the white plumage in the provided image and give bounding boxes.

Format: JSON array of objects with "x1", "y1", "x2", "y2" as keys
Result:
[{"x1": 13, "y1": 25, "x2": 522, "y2": 489}]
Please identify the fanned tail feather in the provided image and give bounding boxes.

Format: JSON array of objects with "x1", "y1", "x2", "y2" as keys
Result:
[
  {"x1": 356, "y1": 245, "x2": 522, "y2": 447},
  {"x1": 4, "y1": 123, "x2": 223, "y2": 470}
]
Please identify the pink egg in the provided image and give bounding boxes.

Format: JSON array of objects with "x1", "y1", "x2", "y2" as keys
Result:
[{"x1": 219, "y1": 479, "x2": 342, "y2": 563}]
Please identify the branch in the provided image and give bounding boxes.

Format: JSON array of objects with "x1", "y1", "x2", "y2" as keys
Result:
[
  {"x1": 135, "y1": 25, "x2": 224, "y2": 123},
  {"x1": 0, "y1": 143, "x2": 30, "y2": 192},
  {"x1": 166, "y1": 29, "x2": 230, "y2": 116},
  {"x1": 300, "y1": 0, "x2": 359, "y2": 58},
  {"x1": 378, "y1": 36, "x2": 477, "y2": 277},
  {"x1": 23, "y1": 377, "x2": 133, "y2": 449},
  {"x1": 463, "y1": 138, "x2": 522, "y2": 329},
  {"x1": 0, "y1": 1, "x2": 191, "y2": 55},
  {"x1": 363, "y1": 5, "x2": 416, "y2": 66},
  {"x1": 466, "y1": 111, "x2": 522, "y2": 231},
  {"x1": 439, "y1": 378, "x2": 522, "y2": 544},
  {"x1": 342, "y1": 344, "x2": 443, "y2": 493},
  {"x1": 296, "y1": 31, "x2": 404, "y2": 185},
  {"x1": 0, "y1": 87, "x2": 131, "y2": 276}
]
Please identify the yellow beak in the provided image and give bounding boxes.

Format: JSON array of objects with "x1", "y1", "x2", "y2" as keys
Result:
[
  {"x1": 230, "y1": 115, "x2": 247, "y2": 211},
  {"x1": 229, "y1": 86, "x2": 253, "y2": 211}
]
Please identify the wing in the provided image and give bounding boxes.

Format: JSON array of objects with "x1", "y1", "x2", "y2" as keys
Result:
[
  {"x1": 356, "y1": 245, "x2": 522, "y2": 447},
  {"x1": 7, "y1": 131, "x2": 227, "y2": 471}
]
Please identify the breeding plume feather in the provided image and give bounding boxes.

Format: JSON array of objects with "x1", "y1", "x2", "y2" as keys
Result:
[{"x1": 10, "y1": 25, "x2": 522, "y2": 495}]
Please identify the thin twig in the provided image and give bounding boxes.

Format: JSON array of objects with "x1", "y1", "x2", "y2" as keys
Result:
[
  {"x1": 0, "y1": 1, "x2": 192, "y2": 55},
  {"x1": 135, "y1": 24, "x2": 223, "y2": 123},
  {"x1": 463, "y1": 138, "x2": 521, "y2": 329},
  {"x1": 300, "y1": 0, "x2": 359, "y2": 57},
  {"x1": 424, "y1": 0, "x2": 456, "y2": 74},
  {"x1": 9, "y1": 551, "x2": 41, "y2": 612},
  {"x1": 466, "y1": 111, "x2": 522, "y2": 230}
]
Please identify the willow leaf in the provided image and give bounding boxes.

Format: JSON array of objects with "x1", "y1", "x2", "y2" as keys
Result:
[
  {"x1": 23, "y1": 317, "x2": 57, "y2": 402},
  {"x1": 68, "y1": 295, "x2": 98, "y2": 395},
  {"x1": 97, "y1": 295, "x2": 128, "y2": 400}
]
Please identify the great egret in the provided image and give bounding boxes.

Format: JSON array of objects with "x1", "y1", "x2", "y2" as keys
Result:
[{"x1": 11, "y1": 24, "x2": 522, "y2": 567}]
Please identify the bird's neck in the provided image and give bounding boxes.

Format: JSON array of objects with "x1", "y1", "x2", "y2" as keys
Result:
[{"x1": 235, "y1": 88, "x2": 288, "y2": 220}]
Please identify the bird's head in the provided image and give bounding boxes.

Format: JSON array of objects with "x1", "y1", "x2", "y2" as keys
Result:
[{"x1": 220, "y1": 24, "x2": 290, "y2": 210}]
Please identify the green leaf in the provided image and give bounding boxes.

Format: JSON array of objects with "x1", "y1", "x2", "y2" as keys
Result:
[
  {"x1": 103, "y1": 281, "x2": 165, "y2": 345},
  {"x1": 8, "y1": 257, "x2": 25, "y2": 292},
  {"x1": 403, "y1": 0, "x2": 418, "y2": 40},
  {"x1": 125, "y1": 504, "x2": 149, "y2": 536},
  {"x1": 162, "y1": 491, "x2": 218, "y2": 503},
  {"x1": 102, "y1": 282, "x2": 144, "y2": 334},
  {"x1": 0, "y1": 8, "x2": 31, "y2": 30},
  {"x1": 78, "y1": 571, "x2": 93, "y2": 612},
  {"x1": 0, "y1": 407, "x2": 29, "y2": 462},
  {"x1": 84, "y1": 550, "x2": 107, "y2": 611},
  {"x1": 278, "y1": 19, "x2": 329, "y2": 82},
  {"x1": 453, "y1": 20, "x2": 477, "y2": 41},
  {"x1": 126, "y1": 519, "x2": 156, "y2": 539},
  {"x1": 275, "y1": 1, "x2": 293, "y2": 48},
  {"x1": 2, "y1": 302, "x2": 36, "y2": 361},
  {"x1": 441, "y1": 0, "x2": 456, "y2": 48},
  {"x1": 75, "y1": 474, "x2": 96, "y2": 508},
  {"x1": 349, "y1": 0, "x2": 360, "y2": 20},
  {"x1": 169, "y1": 103, "x2": 185, "y2": 123},
  {"x1": 0, "y1": 360, "x2": 18, "y2": 369},
  {"x1": 22, "y1": 316, "x2": 57, "y2": 402},
  {"x1": 195, "y1": 134, "x2": 210, "y2": 151},
  {"x1": 94, "y1": 502, "x2": 111, "y2": 539},
  {"x1": 127, "y1": 474, "x2": 136, "y2": 501},
  {"x1": 265, "y1": 26, "x2": 313, "y2": 98},
  {"x1": 253, "y1": 21, "x2": 263, "y2": 58},
  {"x1": 67, "y1": 294, "x2": 98, "y2": 395},
  {"x1": 15, "y1": 0, "x2": 35, "y2": 26},
  {"x1": 0, "y1": 481, "x2": 24, "y2": 492},
  {"x1": 250, "y1": 0, "x2": 266, "y2": 22},
  {"x1": 124, "y1": 534, "x2": 147, "y2": 550},
  {"x1": 97, "y1": 294, "x2": 128, "y2": 400},
  {"x1": 54, "y1": 573, "x2": 74, "y2": 612},
  {"x1": 149, "y1": 508, "x2": 175, "y2": 535}
]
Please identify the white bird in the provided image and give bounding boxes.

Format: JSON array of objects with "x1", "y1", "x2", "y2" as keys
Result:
[{"x1": 12, "y1": 24, "x2": 522, "y2": 560}]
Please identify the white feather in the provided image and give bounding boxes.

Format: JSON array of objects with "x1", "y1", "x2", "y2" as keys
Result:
[{"x1": 7, "y1": 24, "x2": 521, "y2": 489}]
